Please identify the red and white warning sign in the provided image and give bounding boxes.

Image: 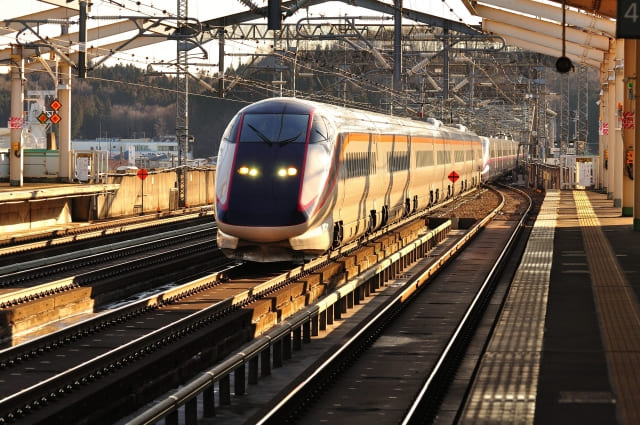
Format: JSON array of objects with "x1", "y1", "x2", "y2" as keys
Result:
[
  {"x1": 622, "y1": 111, "x2": 635, "y2": 129},
  {"x1": 8, "y1": 116, "x2": 23, "y2": 129}
]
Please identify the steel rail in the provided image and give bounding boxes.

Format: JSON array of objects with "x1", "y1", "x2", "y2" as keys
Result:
[
  {"x1": 402, "y1": 185, "x2": 532, "y2": 424},
  {"x1": 0, "y1": 223, "x2": 215, "y2": 279}
]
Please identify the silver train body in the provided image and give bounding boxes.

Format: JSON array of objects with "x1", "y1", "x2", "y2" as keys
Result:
[{"x1": 214, "y1": 97, "x2": 518, "y2": 262}]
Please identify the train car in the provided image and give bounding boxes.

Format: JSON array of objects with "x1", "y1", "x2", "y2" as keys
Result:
[
  {"x1": 481, "y1": 133, "x2": 519, "y2": 180},
  {"x1": 214, "y1": 97, "x2": 518, "y2": 262}
]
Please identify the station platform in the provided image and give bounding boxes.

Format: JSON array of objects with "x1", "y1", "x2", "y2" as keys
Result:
[
  {"x1": 0, "y1": 182, "x2": 121, "y2": 237},
  {"x1": 460, "y1": 189, "x2": 640, "y2": 425},
  {"x1": 0, "y1": 181, "x2": 119, "y2": 203}
]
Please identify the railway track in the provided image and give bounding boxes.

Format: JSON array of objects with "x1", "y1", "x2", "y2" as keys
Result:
[
  {"x1": 0, "y1": 186, "x2": 509, "y2": 424},
  {"x1": 0, "y1": 220, "x2": 227, "y2": 343},
  {"x1": 0, "y1": 211, "x2": 215, "y2": 271},
  {"x1": 118, "y1": 185, "x2": 533, "y2": 425},
  {"x1": 244, "y1": 185, "x2": 532, "y2": 425},
  {"x1": 0, "y1": 207, "x2": 214, "y2": 258}
]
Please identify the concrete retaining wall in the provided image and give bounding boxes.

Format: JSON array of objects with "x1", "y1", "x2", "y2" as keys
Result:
[
  {"x1": 0, "y1": 198, "x2": 72, "y2": 234},
  {"x1": 95, "y1": 168, "x2": 216, "y2": 219},
  {"x1": 0, "y1": 168, "x2": 216, "y2": 235}
]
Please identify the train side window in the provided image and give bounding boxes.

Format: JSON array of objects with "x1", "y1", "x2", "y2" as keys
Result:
[
  {"x1": 387, "y1": 152, "x2": 409, "y2": 172},
  {"x1": 343, "y1": 152, "x2": 375, "y2": 178},
  {"x1": 416, "y1": 151, "x2": 434, "y2": 167},
  {"x1": 310, "y1": 115, "x2": 330, "y2": 144}
]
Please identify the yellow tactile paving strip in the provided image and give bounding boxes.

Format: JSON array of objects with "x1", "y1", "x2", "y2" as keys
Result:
[
  {"x1": 573, "y1": 190, "x2": 640, "y2": 425},
  {"x1": 459, "y1": 191, "x2": 560, "y2": 424}
]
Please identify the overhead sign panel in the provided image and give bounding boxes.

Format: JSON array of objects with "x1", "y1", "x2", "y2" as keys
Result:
[{"x1": 617, "y1": 0, "x2": 640, "y2": 38}]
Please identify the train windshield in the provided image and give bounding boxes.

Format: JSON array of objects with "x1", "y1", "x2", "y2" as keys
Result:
[{"x1": 239, "y1": 113, "x2": 309, "y2": 145}]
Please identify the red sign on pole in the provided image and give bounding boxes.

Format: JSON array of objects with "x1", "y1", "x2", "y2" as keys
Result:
[
  {"x1": 9, "y1": 116, "x2": 23, "y2": 129},
  {"x1": 137, "y1": 168, "x2": 149, "y2": 180},
  {"x1": 50, "y1": 98, "x2": 62, "y2": 111},
  {"x1": 448, "y1": 171, "x2": 460, "y2": 183}
]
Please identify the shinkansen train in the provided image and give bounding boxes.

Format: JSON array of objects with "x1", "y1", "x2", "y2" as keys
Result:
[{"x1": 214, "y1": 97, "x2": 518, "y2": 262}]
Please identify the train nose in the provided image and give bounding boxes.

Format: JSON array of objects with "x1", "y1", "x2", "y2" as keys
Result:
[{"x1": 219, "y1": 145, "x2": 307, "y2": 227}]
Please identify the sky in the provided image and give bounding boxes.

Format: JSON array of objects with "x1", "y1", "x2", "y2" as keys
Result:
[{"x1": 1, "y1": 0, "x2": 479, "y2": 73}]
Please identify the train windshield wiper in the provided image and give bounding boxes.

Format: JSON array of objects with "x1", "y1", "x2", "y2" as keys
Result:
[
  {"x1": 277, "y1": 132, "x2": 302, "y2": 147},
  {"x1": 314, "y1": 129, "x2": 328, "y2": 142},
  {"x1": 247, "y1": 124, "x2": 273, "y2": 146}
]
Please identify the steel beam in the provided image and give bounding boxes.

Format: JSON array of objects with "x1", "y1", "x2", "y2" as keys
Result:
[
  {"x1": 476, "y1": 4, "x2": 609, "y2": 52},
  {"x1": 483, "y1": 20, "x2": 604, "y2": 64},
  {"x1": 478, "y1": 0, "x2": 616, "y2": 37}
]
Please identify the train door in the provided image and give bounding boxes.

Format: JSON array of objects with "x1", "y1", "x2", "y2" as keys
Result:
[
  {"x1": 392, "y1": 134, "x2": 410, "y2": 218},
  {"x1": 434, "y1": 133, "x2": 446, "y2": 203},
  {"x1": 480, "y1": 137, "x2": 490, "y2": 179},
  {"x1": 427, "y1": 133, "x2": 437, "y2": 205},
  {"x1": 461, "y1": 135, "x2": 471, "y2": 192},
  {"x1": 335, "y1": 132, "x2": 347, "y2": 222},
  {"x1": 368, "y1": 132, "x2": 381, "y2": 230}
]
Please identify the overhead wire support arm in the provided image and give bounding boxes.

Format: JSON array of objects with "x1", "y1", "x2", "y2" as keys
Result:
[
  {"x1": 295, "y1": 15, "x2": 393, "y2": 69},
  {"x1": 87, "y1": 15, "x2": 208, "y2": 70},
  {"x1": 4, "y1": 18, "x2": 78, "y2": 69},
  {"x1": 434, "y1": 33, "x2": 506, "y2": 52},
  {"x1": 3, "y1": 13, "x2": 208, "y2": 77}
]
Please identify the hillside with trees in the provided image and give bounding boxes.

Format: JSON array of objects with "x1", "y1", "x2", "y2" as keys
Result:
[
  {"x1": 0, "y1": 64, "x2": 245, "y2": 159},
  {"x1": 0, "y1": 49, "x2": 600, "y2": 158}
]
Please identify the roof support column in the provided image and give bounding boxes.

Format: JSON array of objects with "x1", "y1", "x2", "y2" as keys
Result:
[
  {"x1": 9, "y1": 45, "x2": 24, "y2": 187},
  {"x1": 634, "y1": 40, "x2": 640, "y2": 231},
  {"x1": 603, "y1": 48, "x2": 615, "y2": 199},
  {"x1": 622, "y1": 40, "x2": 635, "y2": 217},
  {"x1": 58, "y1": 61, "x2": 72, "y2": 182},
  {"x1": 612, "y1": 39, "x2": 625, "y2": 208},
  {"x1": 600, "y1": 49, "x2": 610, "y2": 193}
]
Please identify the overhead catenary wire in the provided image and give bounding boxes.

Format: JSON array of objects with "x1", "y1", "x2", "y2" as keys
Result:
[{"x1": 1, "y1": 0, "x2": 529, "y2": 136}]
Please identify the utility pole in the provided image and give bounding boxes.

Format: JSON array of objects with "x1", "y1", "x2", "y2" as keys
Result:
[
  {"x1": 176, "y1": 0, "x2": 189, "y2": 207},
  {"x1": 393, "y1": 0, "x2": 402, "y2": 92},
  {"x1": 78, "y1": 0, "x2": 88, "y2": 78},
  {"x1": 218, "y1": 29, "x2": 225, "y2": 97},
  {"x1": 10, "y1": 45, "x2": 24, "y2": 187},
  {"x1": 392, "y1": 0, "x2": 402, "y2": 114}
]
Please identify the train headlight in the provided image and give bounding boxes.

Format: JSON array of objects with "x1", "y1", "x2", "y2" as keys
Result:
[
  {"x1": 278, "y1": 167, "x2": 298, "y2": 177},
  {"x1": 238, "y1": 166, "x2": 259, "y2": 177}
]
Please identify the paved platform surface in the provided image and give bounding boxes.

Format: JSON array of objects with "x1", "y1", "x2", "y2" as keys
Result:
[
  {"x1": 460, "y1": 189, "x2": 640, "y2": 425},
  {"x1": 0, "y1": 182, "x2": 118, "y2": 202}
]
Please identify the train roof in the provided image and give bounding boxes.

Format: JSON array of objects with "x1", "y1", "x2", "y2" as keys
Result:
[{"x1": 240, "y1": 97, "x2": 479, "y2": 139}]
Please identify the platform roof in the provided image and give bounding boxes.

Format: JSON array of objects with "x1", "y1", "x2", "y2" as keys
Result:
[
  {"x1": 1, "y1": 0, "x2": 618, "y2": 71},
  {"x1": 461, "y1": 0, "x2": 616, "y2": 69},
  {"x1": 553, "y1": 0, "x2": 615, "y2": 18}
]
